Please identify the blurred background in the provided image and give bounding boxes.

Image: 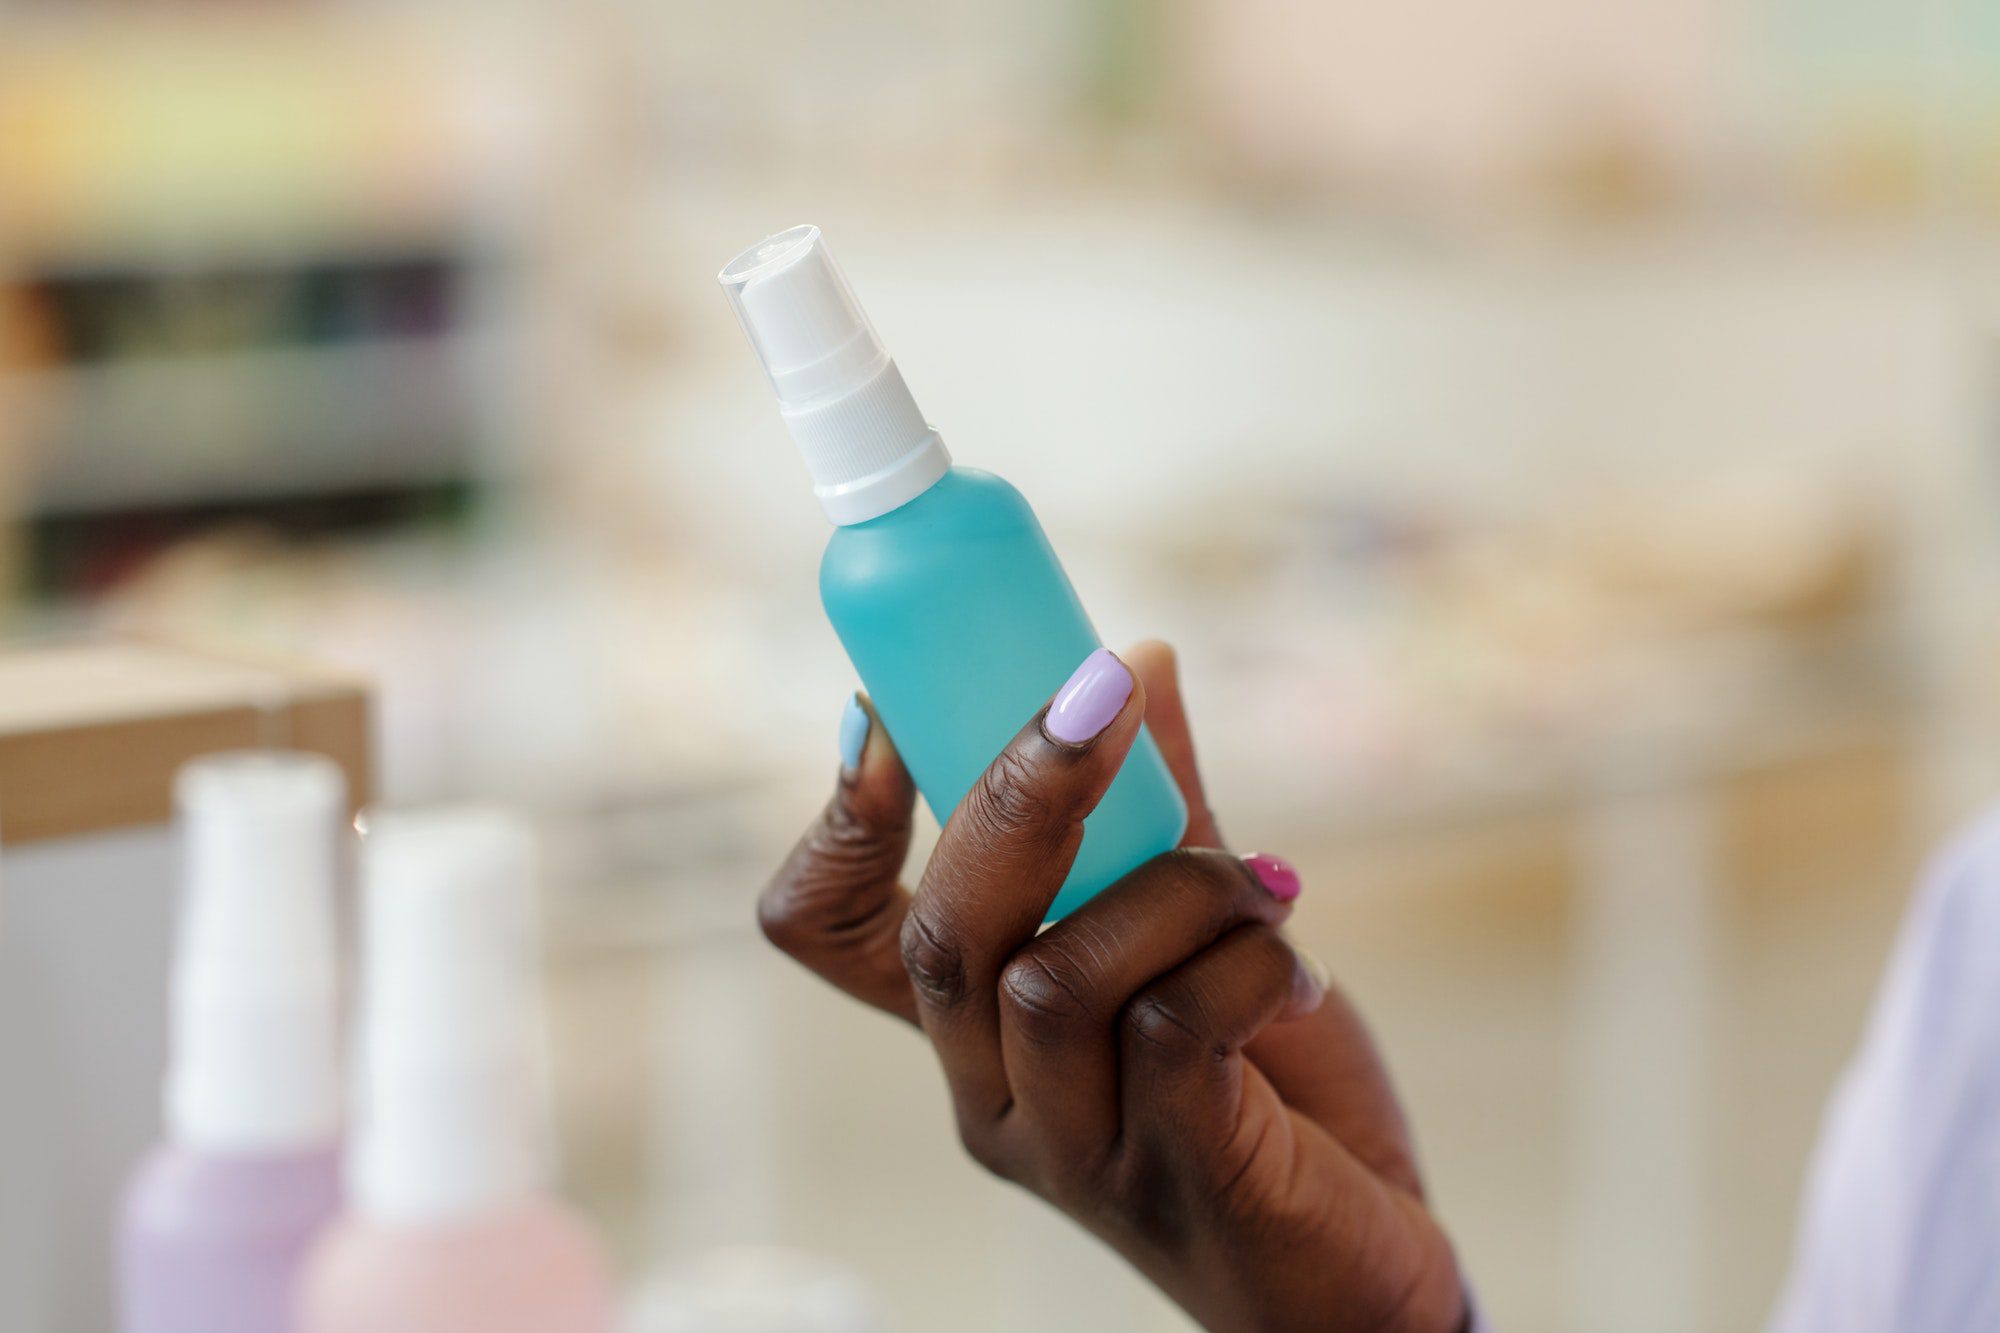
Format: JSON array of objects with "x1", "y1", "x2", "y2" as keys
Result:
[{"x1": 5, "y1": 0, "x2": 2000, "y2": 1328}]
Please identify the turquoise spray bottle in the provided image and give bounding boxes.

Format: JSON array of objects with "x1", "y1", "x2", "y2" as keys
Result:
[{"x1": 720, "y1": 225, "x2": 1186, "y2": 920}]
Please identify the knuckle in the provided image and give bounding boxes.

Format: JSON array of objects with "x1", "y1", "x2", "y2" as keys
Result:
[
  {"x1": 793, "y1": 808, "x2": 905, "y2": 901},
  {"x1": 1228, "y1": 925, "x2": 1307, "y2": 1007},
  {"x1": 756, "y1": 880, "x2": 900, "y2": 976},
  {"x1": 998, "y1": 946, "x2": 1095, "y2": 1045},
  {"x1": 755, "y1": 886, "x2": 810, "y2": 954},
  {"x1": 1251, "y1": 925, "x2": 1300, "y2": 977},
  {"x1": 899, "y1": 908, "x2": 971, "y2": 1009},
  {"x1": 1044, "y1": 1161, "x2": 1117, "y2": 1218},
  {"x1": 1144, "y1": 847, "x2": 1253, "y2": 913},
  {"x1": 955, "y1": 1116, "x2": 1015, "y2": 1181},
  {"x1": 967, "y1": 748, "x2": 1060, "y2": 843},
  {"x1": 758, "y1": 833, "x2": 902, "y2": 959},
  {"x1": 1123, "y1": 987, "x2": 1218, "y2": 1062}
]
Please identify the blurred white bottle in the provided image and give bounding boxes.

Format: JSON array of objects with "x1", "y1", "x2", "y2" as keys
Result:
[
  {"x1": 118, "y1": 752, "x2": 349, "y2": 1333},
  {"x1": 299, "y1": 809, "x2": 611, "y2": 1333}
]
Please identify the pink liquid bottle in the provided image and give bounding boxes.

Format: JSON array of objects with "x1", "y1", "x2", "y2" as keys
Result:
[
  {"x1": 119, "y1": 753, "x2": 350, "y2": 1333},
  {"x1": 298, "y1": 809, "x2": 611, "y2": 1333}
]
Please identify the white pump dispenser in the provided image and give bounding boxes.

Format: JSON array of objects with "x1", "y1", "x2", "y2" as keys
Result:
[
  {"x1": 720, "y1": 225, "x2": 950, "y2": 525},
  {"x1": 167, "y1": 751, "x2": 347, "y2": 1153},
  {"x1": 350, "y1": 808, "x2": 546, "y2": 1224}
]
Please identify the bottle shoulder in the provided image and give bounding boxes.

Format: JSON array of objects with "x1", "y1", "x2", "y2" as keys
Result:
[
  {"x1": 932, "y1": 466, "x2": 1027, "y2": 507},
  {"x1": 122, "y1": 1144, "x2": 342, "y2": 1235},
  {"x1": 301, "y1": 1201, "x2": 612, "y2": 1330},
  {"x1": 311, "y1": 1198, "x2": 608, "y2": 1265},
  {"x1": 820, "y1": 467, "x2": 1040, "y2": 579},
  {"x1": 831, "y1": 468, "x2": 1029, "y2": 536}
]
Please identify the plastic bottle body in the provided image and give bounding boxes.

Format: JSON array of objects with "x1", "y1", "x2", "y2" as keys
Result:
[
  {"x1": 820, "y1": 468, "x2": 1187, "y2": 918},
  {"x1": 118, "y1": 1144, "x2": 341, "y2": 1333},
  {"x1": 298, "y1": 1201, "x2": 612, "y2": 1333}
]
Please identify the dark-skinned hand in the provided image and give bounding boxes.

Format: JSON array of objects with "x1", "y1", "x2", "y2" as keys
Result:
[{"x1": 759, "y1": 641, "x2": 1470, "y2": 1333}]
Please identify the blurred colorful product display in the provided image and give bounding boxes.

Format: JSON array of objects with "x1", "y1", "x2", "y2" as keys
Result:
[
  {"x1": 122, "y1": 779, "x2": 615, "y2": 1332},
  {"x1": 0, "y1": 10, "x2": 539, "y2": 597},
  {"x1": 0, "y1": 638, "x2": 615, "y2": 1331},
  {"x1": 0, "y1": 645, "x2": 370, "y2": 1331},
  {"x1": 0, "y1": 17, "x2": 505, "y2": 255}
]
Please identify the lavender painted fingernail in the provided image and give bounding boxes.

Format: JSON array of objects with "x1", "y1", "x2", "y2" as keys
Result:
[
  {"x1": 1044, "y1": 649, "x2": 1133, "y2": 745},
  {"x1": 1244, "y1": 853, "x2": 1302, "y2": 902},
  {"x1": 838, "y1": 693, "x2": 870, "y2": 772}
]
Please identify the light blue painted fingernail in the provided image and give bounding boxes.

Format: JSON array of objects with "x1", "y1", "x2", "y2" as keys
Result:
[{"x1": 839, "y1": 693, "x2": 870, "y2": 772}]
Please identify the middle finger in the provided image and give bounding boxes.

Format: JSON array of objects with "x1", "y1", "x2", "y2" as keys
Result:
[
  {"x1": 995, "y1": 849, "x2": 1305, "y2": 1164},
  {"x1": 903, "y1": 649, "x2": 1148, "y2": 1130}
]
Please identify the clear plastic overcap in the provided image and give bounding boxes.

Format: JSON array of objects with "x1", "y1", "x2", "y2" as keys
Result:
[
  {"x1": 720, "y1": 224, "x2": 885, "y2": 408},
  {"x1": 719, "y1": 225, "x2": 949, "y2": 525}
]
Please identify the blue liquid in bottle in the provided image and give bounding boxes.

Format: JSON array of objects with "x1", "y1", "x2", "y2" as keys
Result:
[
  {"x1": 721, "y1": 224, "x2": 1186, "y2": 918},
  {"x1": 822, "y1": 468, "x2": 1186, "y2": 919}
]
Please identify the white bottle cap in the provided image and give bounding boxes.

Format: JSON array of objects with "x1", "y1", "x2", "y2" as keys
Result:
[
  {"x1": 351, "y1": 808, "x2": 548, "y2": 1224},
  {"x1": 167, "y1": 751, "x2": 347, "y2": 1154},
  {"x1": 720, "y1": 225, "x2": 951, "y2": 525}
]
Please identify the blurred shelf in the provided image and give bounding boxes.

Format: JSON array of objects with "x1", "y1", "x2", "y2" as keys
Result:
[
  {"x1": 10, "y1": 336, "x2": 491, "y2": 514},
  {"x1": 1216, "y1": 619, "x2": 1912, "y2": 844},
  {"x1": 0, "y1": 6, "x2": 540, "y2": 265},
  {"x1": 21, "y1": 242, "x2": 501, "y2": 291},
  {"x1": 0, "y1": 2, "x2": 550, "y2": 595}
]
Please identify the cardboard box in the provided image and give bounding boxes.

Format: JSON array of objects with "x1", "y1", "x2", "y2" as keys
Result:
[{"x1": 0, "y1": 640, "x2": 369, "y2": 1333}]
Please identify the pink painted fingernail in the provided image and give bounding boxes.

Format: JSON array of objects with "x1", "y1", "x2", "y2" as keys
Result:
[
  {"x1": 1044, "y1": 649, "x2": 1133, "y2": 745},
  {"x1": 1244, "y1": 853, "x2": 1301, "y2": 902}
]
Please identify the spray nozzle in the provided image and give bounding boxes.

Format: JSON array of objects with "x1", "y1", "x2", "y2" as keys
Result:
[
  {"x1": 719, "y1": 225, "x2": 950, "y2": 525},
  {"x1": 720, "y1": 224, "x2": 888, "y2": 409}
]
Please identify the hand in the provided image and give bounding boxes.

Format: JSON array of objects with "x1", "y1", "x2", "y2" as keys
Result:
[{"x1": 760, "y1": 643, "x2": 1469, "y2": 1333}]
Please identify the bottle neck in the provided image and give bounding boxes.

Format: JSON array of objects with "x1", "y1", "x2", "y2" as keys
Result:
[
  {"x1": 821, "y1": 435, "x2": 950, "y2": 525},
  {"x1": 167, "y1": 989, "x2": 342, "y2": 1153},
  {"x1": 787, "y1": 366, "x2": 949, "y2": 525},
  {"x1": 352, "y1": 808, "x2": 548, "y2": 1226},
  {"x1": 350, "y1": 1052, "x2": 546, "y2": 1224}
]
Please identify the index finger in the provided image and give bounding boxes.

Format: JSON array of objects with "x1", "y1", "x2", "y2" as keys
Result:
[
  {"x1": 901, "y1": 648, "x2": 1147, "y2": 1125},
  {"x1": 759, "y1": 693, "x2": 921, "y2": 1024}
]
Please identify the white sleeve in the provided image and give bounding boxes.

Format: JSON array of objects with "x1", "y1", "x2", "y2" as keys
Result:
[{"x1": 1766, "y1": 812, "x2": 2000, "y2": 1333}]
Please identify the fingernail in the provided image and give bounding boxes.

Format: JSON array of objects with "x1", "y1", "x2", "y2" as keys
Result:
[
  {"x1": 1294, "y1": 945, "x2": 1331, "y2": 992},
  {"x1": 1243, "y1": 852, "x2": 1301, "y2": 902},
  {"x1": 839, "y1": 693, "x2": 870, "y2": 773},
  {"x1": 1292, "y1": 943, "x2": 1331, "y2": 1012},
  {"x1": 1044, "y1": 648, "x2": 1134, "y2": 745}
]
